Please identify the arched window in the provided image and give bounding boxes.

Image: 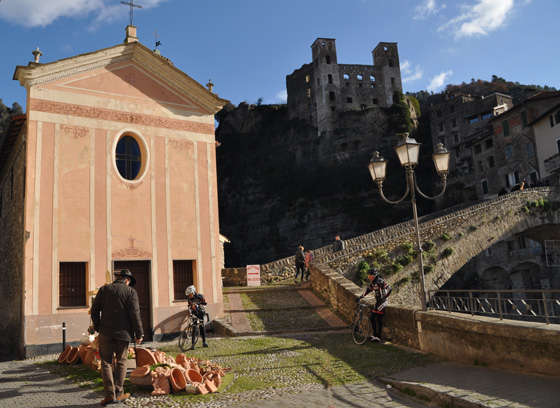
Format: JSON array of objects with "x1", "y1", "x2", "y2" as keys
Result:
[
  {"x1": 357, "y1": 74, "x2": 363, "y2": 81},
  {"x1": 343, "y1": 73, "x2": 350, "y2": 80}
]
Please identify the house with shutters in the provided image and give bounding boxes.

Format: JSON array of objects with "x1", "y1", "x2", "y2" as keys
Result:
[{"x1": 0, "y1": 26, "x2": 228, "y2": 357}]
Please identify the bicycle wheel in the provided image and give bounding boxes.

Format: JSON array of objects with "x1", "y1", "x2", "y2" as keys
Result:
[
  {"x1": 191, "y1": 325, "x2": 199, "y2": 348},
  {"x1": 352, "y1": 312, "x2": 371, "y2": 345},
  {"x1": 178, "y1": 325, "x2": 190, "y2": 352}
]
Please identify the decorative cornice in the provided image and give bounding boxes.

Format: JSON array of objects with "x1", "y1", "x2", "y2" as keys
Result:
[
  {"x1": 30, "y1": 99, "x2": 214, "y2": 134},
  {"x1": 15, "y1": 42, "x2": 228, "y2": 114}
]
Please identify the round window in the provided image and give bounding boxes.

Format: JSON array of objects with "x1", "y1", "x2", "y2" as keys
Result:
[{"x1": 115, "y1": 135, "x2": 142, "y2": 181}]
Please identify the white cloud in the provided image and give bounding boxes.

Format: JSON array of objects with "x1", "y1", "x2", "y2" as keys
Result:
[
  {"x1": 271, "y1": 90, "x2": 287, "y2": 104},
  {"x1": 438, "y1": 0, "x2": 515, "y2": 38},
  {"x1": 427, "y1": 70, "x2": 453, "y2": 92},
  {"x1": 414, "y1": 0, "x2": 446, "y2": 20},
  {"x1": 0, "y1": 0, "x2": 167, "y2": 28},
  {"x1": 401, "y1": 60, "x2": 424, "y2": 83}
]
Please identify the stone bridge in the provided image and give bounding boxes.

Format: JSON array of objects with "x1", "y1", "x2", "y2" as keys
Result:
[{"x1": 259, "y1": 186, "x2": 560, "y2": 307}]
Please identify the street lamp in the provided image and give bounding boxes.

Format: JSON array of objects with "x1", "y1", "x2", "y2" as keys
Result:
[{"x1": 368, "y1": 133, "x2": 450, "y2": 310}]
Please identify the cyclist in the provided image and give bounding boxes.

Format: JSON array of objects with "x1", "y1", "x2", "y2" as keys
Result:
[
  {"x1": 185, "y1": 285, "x2": 208, "y2": 349},
  {"x1": 357, "y1": 269, "x2": 391, "y2": 342}
]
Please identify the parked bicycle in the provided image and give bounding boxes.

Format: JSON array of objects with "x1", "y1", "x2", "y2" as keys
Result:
[
  {"x1": 178, "y1": 310, "x2": 213, "y2": 351},
  {"x1": 352, "y1": 301, "x2": 371, "y2": 345}
]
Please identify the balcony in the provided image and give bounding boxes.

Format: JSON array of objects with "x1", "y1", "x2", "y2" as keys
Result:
[{"x1": 544, "y1": 153, "x2": 560, "y2": 174}]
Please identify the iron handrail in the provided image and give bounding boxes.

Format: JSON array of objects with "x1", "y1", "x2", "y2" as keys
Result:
[{"x1": 428, "y1": 289, "x2": 560, "y2": 325}]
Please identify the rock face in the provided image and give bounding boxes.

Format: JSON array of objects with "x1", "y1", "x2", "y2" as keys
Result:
[{"x1": 215, "y1": 102, "x2": 430, "y2": 267}]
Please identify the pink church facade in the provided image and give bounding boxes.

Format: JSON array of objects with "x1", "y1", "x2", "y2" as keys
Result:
[{"x1": 2, "y1": 29, "x2": 228, "y2": 356}]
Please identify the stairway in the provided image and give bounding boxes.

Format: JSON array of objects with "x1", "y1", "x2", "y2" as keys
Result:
[{"x1": 221, "y1": 280, "x2": 349, "y2": 336}]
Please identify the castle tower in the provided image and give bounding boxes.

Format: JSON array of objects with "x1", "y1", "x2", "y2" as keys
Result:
[
  {"x1": 372, "y1": 42, "x2": 402, "y2": 106},
  {"x1": 311, "y1": 38, "x2": 340, "y2": 138}
]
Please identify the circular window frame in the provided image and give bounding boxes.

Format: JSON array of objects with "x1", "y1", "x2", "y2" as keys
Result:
[{"x1": 112, "y1": 130, "x2": 150, "y2": 184}]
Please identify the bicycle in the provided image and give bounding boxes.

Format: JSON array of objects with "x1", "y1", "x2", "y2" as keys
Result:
[
  {"x1": 178, "y1": 310, "x2": 213, "y2": 351},
  {"x1": 352, "y1": 301, "x2": 372, "y2": 345}
]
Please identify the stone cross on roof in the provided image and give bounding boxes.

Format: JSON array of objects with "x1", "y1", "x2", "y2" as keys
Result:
[{"x1": 121, "y1": 0, "x2": 142, "y2": 26}]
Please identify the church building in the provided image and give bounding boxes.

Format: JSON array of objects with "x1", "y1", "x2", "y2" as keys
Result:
[{"x1": 0, "y1": 25, "x2": 228, "y2": 357}]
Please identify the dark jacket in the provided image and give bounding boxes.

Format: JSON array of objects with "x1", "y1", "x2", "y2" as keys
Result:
[
  {"x1": 91, "y1": 279, "x2": 143, "y2": 342},
  {"x1": 364, "y1": 277, "x2": 392, "y2": 313},
  {"x1": 295, "y1": 249, "x2": 305, "y2": 266}
]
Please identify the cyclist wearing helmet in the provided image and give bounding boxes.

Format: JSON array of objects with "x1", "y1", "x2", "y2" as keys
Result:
[
  {"x1": 185, "y1": 285, "x2": 208, "y2": 349},
  {"x1": 357, "y1": 269, "x2": 391, "y2": 342}
]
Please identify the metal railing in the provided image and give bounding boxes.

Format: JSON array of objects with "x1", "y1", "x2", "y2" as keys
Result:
[{"x1": 428, "y1": 289, "x2": 560, "y2": 325}]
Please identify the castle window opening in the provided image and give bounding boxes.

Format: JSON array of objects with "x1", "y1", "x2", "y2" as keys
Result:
[
  {"x1": 474, "y1": 144, "x2": 482, "y2": 154},
  {"x1": 358, "y1": 83, "x2": 362, "y2": 88},
  {"x1": 391, "y1": 77, "x2": 395, "y2": 87},
  {"x1": 478, "y1": 160, "x2": 483, "y2": 171},
  {"x1": 384, "y1": 46, "x2": 388, "y2": 54},
  {"x1": 340, "y1": 142, "x2": 348, "y2": 152},
  {"x1": 521, "y1": 110, "x2": 528, "y2": 127},
  {"x1": 502, "y1": 120, "x2": 510, "y2": 136},
  {"x1": 331, "y1": 106, "x2": 336, "y2": 111},
  {"x1": 372, "y1": 98, "x2": 378, "y2": 104},
  {"x1": 357, "y1": 74, "x2": 363, "y2": 81},
  {"x1": 526, "y1": 143, "x2": 534, "y2": 158},
  {"x1": 370, "y1": 75, "x2": 375, "y2": 82},
  {"x1": 360, "y1": 104, "x2": 366, "y2": 109},
  {"x1": 488, "y1": 156, "x2": 495, "y2": 168},
  {"x1": 485, "y1": 139, "x2": 493, "y2": 149},
  {"x1": 453, "y1": 133, "x2": 459, "y2": 143},
  {"x1": 326, "y1": 55, "x2": 331, "y2": 64},
  {"x1": 440, "y1": 137, "x2": 446, "y2": 145},
  {"x1": 346, "y1": 97, "x2": 353, "y2": 104},
  {"x1": 371, "y1": 83, "x2": 375, "y2": 89},
  {"x1": 317, "y1": 78, "x2": 320, "y2": 85},
  {"x1": 481, "y1": 179, "x2": 489, "y2": 195},
  {"x1": 328, "y1": 74, "x2": 333, "y2": 84},
  {"x1": 554, "y1": 110, "x2": 560, "y2": 126},
  {"x1": 529, "y1": 171, "x2": 538, "y2": 183},
  {"x1": 505, "y1": 144, "x2": 513, "y2": 160},
  {"x1": 450, "y1": 104, "x2": 455, "y2": 113},
  {"x1": 438, "y1": 123, "x2": 444, "y2": 133},
  {"x1": 354, "y1": 140, "x2": 361, "y2": 150},
  {"x1": 451, "y1": 118, "x2": 458, "y2": 128},
  {"x1": 306, "y1": 88, "x2": 311, "y2": 98},
  {"x1": 305, "y1": 75, "x2": 310, "y2": 83},
  {"x1": 343, "y1": 73, "x2": 350, "y2": 80},
  {"x1": 482, "y1": 112, "x2": 493, "y2": 120},
  {"x1": 388, "y1": 59, "x2": 394, "y2": 67},
  {"x1": 437, "y1": 109, "x2": 442, "y2": 118},
  {"x1": 469, "y1": 116, "x2": 479, "y2": 124},
  {"x1": 346, "y1": 82, "x2": 350, "y2": 87},
  {"x1": 329, "y1": 91, "x2": 335, "y2": 101}
]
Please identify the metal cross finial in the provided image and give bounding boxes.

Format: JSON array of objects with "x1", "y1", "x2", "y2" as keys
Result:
[
  {"x1": 121, "y1": 0, "x2": 142, "y2": 26},
  {"x1": 153, "y1": 30, "x2": 161, "y2": 48}
]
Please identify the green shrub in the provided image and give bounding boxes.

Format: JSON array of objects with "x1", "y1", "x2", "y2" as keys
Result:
[
  {"x1": 357, "y1": 261, "x2": 370, "y2": 285},
  {"x1": 401, "y1": 242, "x2": 414, "y2": 253},
  {"x1": 457, "y1": 232, "x2": 464, "y2": 238},
  {"x1": 397, "y1": 254, "x2": 414, "y2": 267},
  {"x1": 522, "y1": 205, "x2": 529, "y2": 213},
  {"x1": 469, "y1": 225, "x2": 478, "y2": 231},
  {"x1": 441, "y1": 232, "x2": 452, "y2": 241},
  {"x1": 442, "y1": 247, "x2": 454, "y2": 257},
  {"x1": 391, "y1": 261, "x2": 403, "y2": 273},
  {"x1": 422, "y1": 240, "x2": 436, "y2": 252},
  {"x1": 423, "y1": 264, "x2": 434, "y2": 274}
]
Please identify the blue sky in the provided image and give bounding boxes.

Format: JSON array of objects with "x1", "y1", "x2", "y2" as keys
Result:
[{"x1": 0, "y1": 0, "x2": 558, "y2": 110}]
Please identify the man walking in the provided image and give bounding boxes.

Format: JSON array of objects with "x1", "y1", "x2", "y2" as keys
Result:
[
  {"x1": 294, "y1": 245, "x2": 306, "y2": 283},
  {"x1": 91, "y1": 269, "x2": 143, "y2": 406}
]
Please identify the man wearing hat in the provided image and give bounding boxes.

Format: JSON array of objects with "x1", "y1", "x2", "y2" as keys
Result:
[{"x1": 91, "y1": 269, "x2": 144, "y2": 406}]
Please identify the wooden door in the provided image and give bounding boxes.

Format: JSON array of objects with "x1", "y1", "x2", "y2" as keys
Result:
[{"x1": 114, "y1": 260, "x2": 152, "y2": 341}]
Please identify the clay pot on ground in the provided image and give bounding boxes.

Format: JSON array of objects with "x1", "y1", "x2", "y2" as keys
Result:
[
  {"x1": 170, "y1": 368, "x2": 187, "y2": 392},
  {"x1": 185, "y1": 368, "x2": 203, "y2": 383},
  {"x1": 151, "y1": 368, "x2": 171, "y2": 396},
  {"x1": 136, "y1": 348, "x2": 157, "y2": 367},
  {"x1": 129, "y1": 365, "x2": 152, "y2": 388},
  {"x1": 58, "y1": 345, "x2": 71, "y2": 364},
  {"x1": 78, "y1": 345, "x2": 89, "y2": 364},
  {"x1": 66, "y1": 346, "x2": 81, "y2": 364},
  {"x1": 83, "y1": 347, "x2": 95, "y2": 367}
]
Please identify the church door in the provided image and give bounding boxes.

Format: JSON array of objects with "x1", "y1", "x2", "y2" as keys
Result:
[{"x1": 113, "y1": 260, "x2": 152, "y2": 341}]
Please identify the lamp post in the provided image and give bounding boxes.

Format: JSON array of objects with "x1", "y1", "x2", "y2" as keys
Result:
[{"x1": 368, "y1": 133, "x2": 450, "y2": 310}]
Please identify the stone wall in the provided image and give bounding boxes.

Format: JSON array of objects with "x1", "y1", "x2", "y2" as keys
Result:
[
  {"x1": 222, "y1": 268, "x2": 247, "y2": 287},
  {"x1": 0, "y1": 127, "x2": 25, "y2": 357},
  {"x1": 308, "y1": 253, "x2": 560, "y2": 376}
]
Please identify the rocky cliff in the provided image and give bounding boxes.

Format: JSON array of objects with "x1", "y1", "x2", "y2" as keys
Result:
[{"x1": 215, "y1": 102, "x2": 436, "y2": 267}]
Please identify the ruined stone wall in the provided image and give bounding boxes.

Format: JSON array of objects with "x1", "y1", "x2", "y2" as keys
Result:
[{"x1": 0, "y1": 129, "x2": 25, "y2": 357}]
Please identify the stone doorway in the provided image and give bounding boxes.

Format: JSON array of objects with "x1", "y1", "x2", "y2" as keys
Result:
[{"x1": 113, "y1": 260, "x2": 152, "y2": 341}]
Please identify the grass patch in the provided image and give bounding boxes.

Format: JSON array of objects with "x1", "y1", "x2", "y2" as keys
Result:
[{"x1": 38, "y1": 333, "x2": 436, "y2": 403}]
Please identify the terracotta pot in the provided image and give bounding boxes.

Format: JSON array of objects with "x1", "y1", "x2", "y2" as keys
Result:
[
  {"x1": 170, "y1": 368, "x2": 187, "y2": 392},
  {"x1": 66, "y1": 346, "x2": 81, "y2": 364},
  {"x1": 131, "y1": 364, "x2": 151, "y2": 378},
  {"x1": 84, "y1": 347, "x2": 95, "y2": 366},
  {"x1": 136, "y1": 347, "x2": 157, "y2": 367},
  {"x1": 78, "y1": 345, "x2": 88, "y2": 364},
  {"x1": 185, "y1": 368, "x2": 203, "y2": 384},
  {"x1": 58, "y1": 345, "x2": 71, "y2": 364}
]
